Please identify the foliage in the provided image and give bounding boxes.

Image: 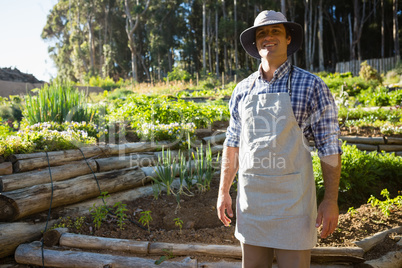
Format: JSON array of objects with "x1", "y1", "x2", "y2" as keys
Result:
[
  {"x1": 174, "y1": 217, "x2": 183, "y2": 232},
  {"x1": 192, "y1": 142, "x2": 216, "y2": 192},
  {"x1": 136, "y1": 122, "x2": 196, "y2": 149},
  {"x1": 107, "y1": 94, "x2": 229, "y2": 130},
  {"x1": 84, "y1": 76, "x2": 125, "y2": 91},
  {"x1": 0, "y1": 121, "x2": 99, "y2": 158},
  {"x1": 166, "y1": 67, "x2": 191, "y2": 82},
  {"x1": 113, "y1": 202, "x2": 128, "y2": 230},
  {"x1": 89, "y1": 191, "x2": 111, "y2": 230},
  {"x1": 139, "y1": 210, "x2": 152, "y2": 232},
  {"x1": 368, "y1": 189, "x2": 402, "y2": 217},
  {"x1": 0, "y1": 117, "x2": 16, "y2": 138},
  {"x1": 153, "y1": 148, "x2": 178, "y2": 197},
  {"x1": 321, "y1": 72, "x2": 380, "y2": 97},
  {"x1": 359, "y1": 61, "x2": 382, "y2": 83},
  {"x1": 51, "y1": 216, "x2": 85, "y2": 232},
  {"x1": 24, "y1": 82, "x2": 95, "y2": 124},
  {"x1": 154, "y1": 249, "x2": 175, "y2": 265},
  {"x1": 313, "y1": 143, "x2": 402, "y2": 207},
  {"x1": 356, "y1": 87, "x2": 402, "y2": 107}
]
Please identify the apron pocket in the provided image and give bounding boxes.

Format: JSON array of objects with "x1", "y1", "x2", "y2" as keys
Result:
[{"x1": 238, "y1": 172, "x2": 304, "y2": 217}]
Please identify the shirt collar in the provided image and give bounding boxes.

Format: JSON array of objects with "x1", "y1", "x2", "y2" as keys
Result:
[{"x1": 258, "y1": 60, "x2": 291, "y2": 82}]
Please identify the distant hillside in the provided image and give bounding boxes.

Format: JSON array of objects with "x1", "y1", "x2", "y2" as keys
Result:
[{"x1": 0, "y1": 68, "x2": 43, "y2": 83}]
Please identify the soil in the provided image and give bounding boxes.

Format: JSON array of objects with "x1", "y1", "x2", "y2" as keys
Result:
[{"x1": 59, "y1": 176, "x2": 402, "y2": 262}]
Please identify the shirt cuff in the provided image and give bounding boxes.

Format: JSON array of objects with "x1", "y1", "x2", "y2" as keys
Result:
[
  {"x1": 317, "y1": 138, "x2": 343, "y2": 158},
  {"x1": 223, "y1": 136, "x2": 240, "y2": 148}
]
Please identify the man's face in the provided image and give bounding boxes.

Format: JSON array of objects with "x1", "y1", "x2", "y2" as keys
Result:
[{"x1": 255, "y1": 24, "x2": 291, "y2": 60}]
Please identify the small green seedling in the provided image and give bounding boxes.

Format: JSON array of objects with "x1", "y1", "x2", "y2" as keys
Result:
[
  {"x1": 113, "y1": 202, "x2": 128, "y2": 230},
  {"x1": 155, "y1": 248, "x2": 175, "y2": 265},
  {"x1": 174, "y1": 217, "x2": 183, "y2": 233},
  {"x1": 139, "y1": 210, "x2": 153, "y2": 231},
  {"x1": 347, "y1": 207, "x2": 357, "y2": 217}
]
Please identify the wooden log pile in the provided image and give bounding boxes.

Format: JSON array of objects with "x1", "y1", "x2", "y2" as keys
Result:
[
  {"x1": 14, "y1": 232, "x2": 367, "y2": 267},
  {"x1": 0, "y1": 139, "x2": 221, "y2": 259}
]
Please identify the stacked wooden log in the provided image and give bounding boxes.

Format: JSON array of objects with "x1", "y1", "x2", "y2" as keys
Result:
[
  {"x1": 339, "y1": 136, "x2": 402, "y2": 156},
  {"x1": 0, "y1": 139, "x2": 222, "y2": 260},
  {"x1": 14, "y1": 231, "x2": 366, "y2": 267}
]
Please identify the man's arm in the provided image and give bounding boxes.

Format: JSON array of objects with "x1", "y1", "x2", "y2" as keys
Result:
[
  {"x1": 315, "y1": 153, "x2": 341, "y2": 238},
  {"x1": 217, "y1": 146, "x2": 239, "y2": 227}
]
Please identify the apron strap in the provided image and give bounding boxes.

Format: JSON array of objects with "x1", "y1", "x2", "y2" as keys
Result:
[
  {"x1": 287, "y1": 65, "x2": 293, "y2": 97},
  {"x1": 248, "y1": 65, "x2": 294, "y2": 96}
]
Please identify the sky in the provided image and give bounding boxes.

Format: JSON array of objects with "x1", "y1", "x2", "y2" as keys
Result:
[{"x1": 0, "y1": 0, "x2": 58, "y2": 82}]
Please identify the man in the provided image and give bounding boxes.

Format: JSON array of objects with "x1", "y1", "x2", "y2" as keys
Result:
[{"x1": 216, "y1": 10, "x2": 342, "y2": 268}]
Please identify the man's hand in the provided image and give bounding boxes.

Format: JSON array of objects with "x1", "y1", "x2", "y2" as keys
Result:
[
  {"x1": 217, "y1": 192, "x2": 233, "y2": 227},
  {"x1": 315, "y1": 199, "x2": 339, "y2": 238},
  {"x1": 217, "y1": 146, "x2": 238, "y2": 227}
]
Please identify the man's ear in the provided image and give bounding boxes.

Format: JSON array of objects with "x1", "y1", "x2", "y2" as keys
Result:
[{"x1": 287, "y1": 36, "x2": 291, "y2": 45}]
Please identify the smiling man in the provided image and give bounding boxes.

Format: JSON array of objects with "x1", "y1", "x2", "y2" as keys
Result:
[{"x1": 216, "y1": 10, "x2": 342, "y2": 268}]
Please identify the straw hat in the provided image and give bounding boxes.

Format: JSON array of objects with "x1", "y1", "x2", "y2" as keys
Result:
[{"x1": 240, "y1": 10, "x2": 303, "y2": 59}]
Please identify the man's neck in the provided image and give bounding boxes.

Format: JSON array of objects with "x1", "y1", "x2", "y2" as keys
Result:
[{"x1": 260, "y1": 57, "x2": 287, "y2": 81}]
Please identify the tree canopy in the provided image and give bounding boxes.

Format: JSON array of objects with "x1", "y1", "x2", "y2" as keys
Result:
[{"x1": 42, "y1": 0, "x2": 401, "y2": 82}]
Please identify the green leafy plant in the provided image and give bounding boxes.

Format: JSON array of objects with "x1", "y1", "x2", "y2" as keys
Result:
[
  {"x1": 89, "y1": 191, "x2": 111, "y2": 230},
  {"x1": 193, "y1": 142, "x2": 216, "y2": 192},
  {"x1": 113, "y1": 202, "x2": 128, "y2": 230},
  {"x1": 367, "y1": 189, "x2": 402, "y2": 217},
  {"x1": 153, "y1": 148, "x2": 178, "y2": 196},
  {"x1": 0, "y1": 121, "x2": 99, "y2": 158},
  {"x1": 154, "y1": 249, "x2": 175, "y2": 265},
  {"x1": 174, "y1": 217, "x2": 183, "y2": 233},
  {"x1": 347, "y1": 207, "x2": 357, "y2": 217},
  {"x1": 73, "y1": 216, "x2": 86, "y2": 231},
  {"x1": 139, "y1": 210, "x2": 152, "y2": 232},
  {"x1": 24, "y1": 82, "x2": 95, "y2": 124}
]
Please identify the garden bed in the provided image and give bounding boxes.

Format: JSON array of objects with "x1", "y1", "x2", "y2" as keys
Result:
[
  {"x1": 49, "y1": 176, "x2": 401, "y2": 264},
  {"x1": 1, "y1": 120, "x2": 402, "y2": 267}
]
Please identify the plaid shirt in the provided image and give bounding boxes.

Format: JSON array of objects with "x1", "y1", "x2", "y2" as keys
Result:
[{"x1": 224, "y1": 60, "x2": 342, "y2": 157}]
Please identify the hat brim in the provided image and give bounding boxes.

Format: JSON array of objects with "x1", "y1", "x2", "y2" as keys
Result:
[{"x1": 240, "y1": 22, "x2": 303, "y2": 59}]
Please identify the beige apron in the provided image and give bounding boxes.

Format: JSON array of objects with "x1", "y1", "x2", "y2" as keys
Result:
[{"x1": 235, "y1": 69, "x2": 317, "y2": 250}]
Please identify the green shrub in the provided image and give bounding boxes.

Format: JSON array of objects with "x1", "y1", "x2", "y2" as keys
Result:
[
  {"x1": 166, "y1": 67, "x2": 191, "y2": 82},
  {"x1": 359, "y1": 61, "x2": 382, "y2": 83},
  {"x1": 313, "y1": 143, "x2": 402, "y2": 208}
]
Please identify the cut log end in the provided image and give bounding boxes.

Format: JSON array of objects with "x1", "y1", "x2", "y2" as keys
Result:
[
  {"x1": 0, "y1": 195, "x2": 19, "y2": 221},
  {"x1": 43, "y1": 228, "x2": 69, "y2": 247}
]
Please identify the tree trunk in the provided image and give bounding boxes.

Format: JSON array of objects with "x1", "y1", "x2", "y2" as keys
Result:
[
  {"x1": 11, "y1": 146, "x2": 104, "y2": 173},
  {"x1": 222, "y1": 0, "x2": 229, "y2": 73},
  {"x1": 354, "y1": 226, "x2": 402, "y2": 252},
  {"x1": 0, "y1": 220, "x2": 57, "y2": 258},
  {"x1": 0, "y1": 167, "x2": 146, "y2": 221},
  {"x1": 318, "y1": 0, "x2": 324, "y2": 71},
  {"x1": 43, "y1": 228, "x2": 69, "y2": 247},
  {"x1": 304, "y1": 0, "x2": 311, "y2": 70},
  {"x1": 281, "y1": 0, "x2": 286, "y2": 15},
  {"x1": 0, "y1": 159, "x2": 97, "y2": 192},
  {"x1": 215, "y1": 8, "x2": 219, "y2": 77},
  {"x1": 234, "y1": 0, "x2": 238, "y2": 69},
  {"x1": 203, "y1": 1, "x2": 206, "y2": 72},
  {"x1": 381, "y1": 0, "x2": 385, "y2": 58},
  {"x1": 393, "y1": 0, "x2": 400, "y2": 58},
  {"x1": 15, "y1": 241, "x2": 197, "y2": 268},
  {"x1": 58, "y1": 233, "x2": 365, "y2": 260}
]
